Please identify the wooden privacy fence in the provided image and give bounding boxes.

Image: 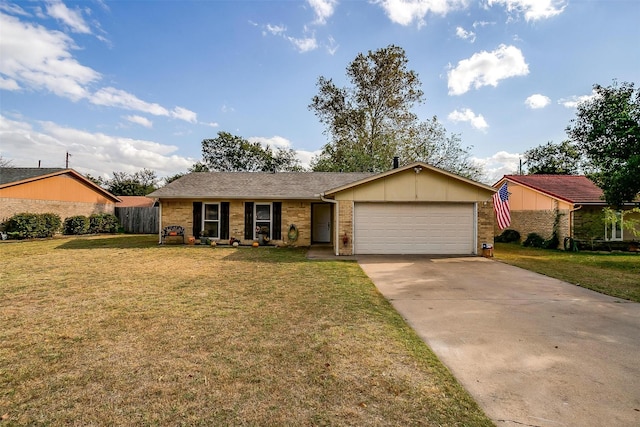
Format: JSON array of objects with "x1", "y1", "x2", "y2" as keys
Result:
[{"x1": 115, "y1": 206, "x2": 159, "y2": 234}]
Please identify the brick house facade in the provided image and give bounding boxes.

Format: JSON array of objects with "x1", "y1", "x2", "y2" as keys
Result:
[{"x1": 148, "y1": 163, "x2": 497, "y2": 256}]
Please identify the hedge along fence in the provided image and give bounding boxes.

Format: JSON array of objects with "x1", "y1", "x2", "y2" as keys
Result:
[
  {"x1": 3, "y1": 212, "x2": 62, "y2": 239},
  {"x1": 1, "y1": 212, "x2": 119, "y2": 239},
  {"x1": 63, "y1": 213, "x2": 119, "y2": 235}
]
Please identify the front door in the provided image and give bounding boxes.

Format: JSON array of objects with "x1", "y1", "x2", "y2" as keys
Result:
[{"x1": 312, "y1": 204, "x2": 331, "y2": 243}]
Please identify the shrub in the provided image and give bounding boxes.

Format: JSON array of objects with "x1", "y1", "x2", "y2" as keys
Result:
[
  {"x1": 64, "y1": 215, "x2": 90, "y2": 235},
  {"x1": 495, "y1": 229, "x2": 520, "y2": 243},
  {"x1": 89, "y1": 213, "x2": 119, "y2": 234},
  {"x1": 542, "y1": 234, "x2": 560, "y2": 249},
  {"x1": 522, "y1": 233, "x2": 545, "y2": 248},
  {"x1": 40, "y1": 213, "x2": 62, "y2": 237},
  {"x1": 4, "y1": 212, "x2": 61, "y2": 239}
]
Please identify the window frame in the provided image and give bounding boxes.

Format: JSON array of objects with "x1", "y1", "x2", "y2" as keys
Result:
[
  {"x1": 254, "y1": 202, "x2": 272, "y2": 239},
  {"x1": 202, "y1": 202, "x2": 221, "y2": 239},
  {"x1": 605, "y1": 210, "x2": 623, "y2": 241}
]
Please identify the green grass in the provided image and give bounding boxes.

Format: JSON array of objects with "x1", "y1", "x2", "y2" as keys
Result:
[
  {"x1": 494, "y1": 243, "x2": 640, "y2": 302},
  {"x1": 0, "y1": 235, "x2": 492, "y2": 426}
]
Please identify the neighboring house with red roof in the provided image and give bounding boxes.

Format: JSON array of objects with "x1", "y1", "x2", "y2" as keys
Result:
[
  {"x1": 494, "y1": 175, "x2": 640, "y2": 245},
  {"x1": 0, "y1": 168, "x2": 120, "y2": 223}
]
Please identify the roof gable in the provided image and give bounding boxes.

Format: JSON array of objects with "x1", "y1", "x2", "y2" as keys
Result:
[
  {"x1": 499, "y1": 175, "x2": 605, "y2": 204},
  {"x1": 0, "y1": 168, "x2": 120, "y2": 202},
  {"x1": 324, "y1": 162, "x2": 496, "y2": 196}
]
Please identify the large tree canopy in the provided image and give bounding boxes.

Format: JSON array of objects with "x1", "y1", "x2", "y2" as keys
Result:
[
  {"x1": 309, "y1": 45, "x2": 423, "y2": 172},
  {"x1": 309, "y1": 45, "x2": 482, "y2": 180},
  {"x1": 201, "y1": 132, "x2": 301, "y2": 172},
  {"x1": 523, "y1": 140, "x2": 585, "y2": 175},
  {"x1": 566, "y1": 81, "x2": 640, "y2": 206}
]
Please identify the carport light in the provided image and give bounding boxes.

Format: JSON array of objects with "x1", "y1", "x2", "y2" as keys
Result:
[{"x1": 413, "y1": 166, "x2": 422, "y2": 174}]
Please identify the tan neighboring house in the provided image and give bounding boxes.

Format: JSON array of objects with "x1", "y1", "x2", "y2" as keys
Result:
[
  {"x1": 147, "y1": 162, "x2": 497, "y2": 256},
  {"x1": 0, "y1": 168, "x2": 120, "y2": 222},
  {"x1": 494, "y1": 175, "x2": 640, "y2": 244}
]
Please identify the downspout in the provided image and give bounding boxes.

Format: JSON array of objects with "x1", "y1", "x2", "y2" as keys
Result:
[{"x1": 320, "y1": 194, "x2": 339, "y2": 256}]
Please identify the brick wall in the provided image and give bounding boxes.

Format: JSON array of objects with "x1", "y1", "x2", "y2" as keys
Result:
[
  {"x1": 281, "y1": 201, "x2": 311, "y2": 246},
  {"x1": 160, "y1": 199, "x2": 312, "y2": 247},
  {"x1": 337, "y1": 200, "x2": 353, "y2": 256},
  {"x1": 477, "y1": 201, "x2": 495, "y2": 254},
  {"x1": 496, "y1": 206, "x2": 570, "y2": 246},
  {"x1": 0, "y1": 197, "x2": 115, "y2": 223}
]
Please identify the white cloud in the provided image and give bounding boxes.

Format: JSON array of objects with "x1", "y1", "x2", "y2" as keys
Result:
[
  {"x1": 0, "y1": 75, "x2": 20, "y2": 90},
  {"x1": 295, "y1": 149, "x2": 321, "y2": 169},
  {"x1": 326, "y1": 35, "x2": 339, "y2": 55},
  {"x1": 473, "y1": 150, "x2": 522, "y2": 184},
  {"x1": 264, "y1": 24, "x2": 286, "y2": 36},
  {"x1": 125, "y1": 115, "x2": 153, "y2": 128},
  {"x1": 487, "y1": 0, "x2": 567, "y2": 22},
  {"x1": 455, "y1": 26, "x2": 476, "y2": 42},
  {"x1": 558, "y1": 90, "x2": 599, "y2": 108},
  {"x1": 447, "y1": 44, "x2": 529, "y2": 95},
  {"x1": 288, "y1": 35, "x2": 318, "y2": 53},
  {"x1": 374, "y1": 0, "x2": 469, "y2": 27},
  {"x1": 0, "y1": 2, "x2": 30, "y2": 16},
  {"x1": 90, "y1": 87, "x2": 169, "y2": 116},
  {"x1": 472, "y1": 20, "x2": 493, "y2": 28},
  {"x1": 45, "y1": 0, "x2": 91, "y2": 34},
  {"x1": 0, "y1": 114, "x2": 194, "y2": 178},
  {"x1": 0, "y1": 12, "x2": 100, "y2": 101},
  {"x1": 308, "y1": 0, "x2": 337, "y2": 25},
  {"x1": 171, "y1": 106, "x2": 198, "y2": 123},
  {"x1": 448, "y1": 108, "x2": 489, "y2": 130},
  {"x1": 203, "y1": 121, "x2": 219, "y2": 128},
  {"x1": 248, "y1": 135, "x2": 292, "y2": 149},
  {"x1": 525, "y1": 94, "x2": 551, "y2": 109},
  {"x1": 0, "y1": 12, "x2": 198, "y2": 123}
]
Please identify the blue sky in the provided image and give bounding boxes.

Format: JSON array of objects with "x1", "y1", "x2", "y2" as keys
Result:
[{"x1": 1, "y1": 0, "x2": 638, "y2": 184}]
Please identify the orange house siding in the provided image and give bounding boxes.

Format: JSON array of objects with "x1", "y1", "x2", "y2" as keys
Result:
[
  {"x1": 0, "y1": 175, "x2": 113, "y2": 204},
  {"x1": 0, "y1": 174, "x2": 117, "y2": 222}
]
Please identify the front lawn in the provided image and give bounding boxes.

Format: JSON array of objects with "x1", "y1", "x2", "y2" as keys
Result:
[
  {"x1": 0, "y1": 235, "x2": 491, "y2": 426},
  {"x1": 494, "y1": 243, "x2": 640, "y2": 302}
]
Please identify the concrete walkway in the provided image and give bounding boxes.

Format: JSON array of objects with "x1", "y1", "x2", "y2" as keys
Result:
[{"x1": 357, "y1": 255, "x2": 640, "y2": 427}]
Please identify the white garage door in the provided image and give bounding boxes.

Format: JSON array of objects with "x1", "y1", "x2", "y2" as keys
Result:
[{"x1": 354, "y1": 203, "x2": 475, "y2": 254}]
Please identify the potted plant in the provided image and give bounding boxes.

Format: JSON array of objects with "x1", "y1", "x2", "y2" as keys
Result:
[{"x1": 256, "y1": 226, "x2": 270, "y2": 245}]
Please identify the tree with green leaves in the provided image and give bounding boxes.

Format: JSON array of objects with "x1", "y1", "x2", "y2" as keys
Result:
[
  {"x1": 201, "y1": 131, "x2": 302, "y2": 172},
  {"x1": 566, "y1": 81, "x2": 640, "y2": 206},
  {"x1": 523, "y1": 140, "x2": 585, "y2": 175},
  {"x1": 309, "y1": 45, "x2": 483, "y2": 180},
  {"x1": 309, "y1": 45, "x2": 423, "y2": 172},
  {"x1": 106, "y1": 169, "x2": 158, "y2": 196},
  {"x1": 396, "y1": 117, "x2": 483, "y2": 180}
]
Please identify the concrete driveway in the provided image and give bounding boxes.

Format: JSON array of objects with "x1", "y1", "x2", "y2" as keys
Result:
[{"x1": 357, "y1": 255, "x2": 640, "y2": 427}]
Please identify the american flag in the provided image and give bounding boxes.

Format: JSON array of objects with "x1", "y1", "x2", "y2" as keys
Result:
[{"x1": 493, "y1": 182, "x2": 511, "y2": 230}]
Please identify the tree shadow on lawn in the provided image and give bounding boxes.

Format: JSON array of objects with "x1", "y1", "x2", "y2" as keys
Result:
[{"x1": 54, "y1": 234, "x2": 159, "y2": 250}]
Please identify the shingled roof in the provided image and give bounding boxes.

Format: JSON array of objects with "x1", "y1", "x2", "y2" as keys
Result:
[
  {"x1": 0, "y1": 168, "x2": 65, "y2": 185},
  {"x1": 503, "y1": 175, "x2": 605, "y2": 204},
  {"x1": 147, "y1": 172, "x2": 375, "y2": 200}
]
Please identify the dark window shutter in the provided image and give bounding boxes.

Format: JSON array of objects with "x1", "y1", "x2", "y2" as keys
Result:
[
  {"x1": 193, "y1": 202, "x2": 202, "y2": 237},
  {"x1": 244, "y1": 202, "x2": 254, "y2": 240},
  {"x1": 273, "y1": 202, "x2": 282, "y2": 240},
  {"x1": 220, "y1": 202, "x2": 230, "y2": 240}
]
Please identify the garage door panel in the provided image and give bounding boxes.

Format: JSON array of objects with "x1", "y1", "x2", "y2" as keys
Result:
[{"x1": 354, "y1": 203, "x2": 474, "y2": 254}]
